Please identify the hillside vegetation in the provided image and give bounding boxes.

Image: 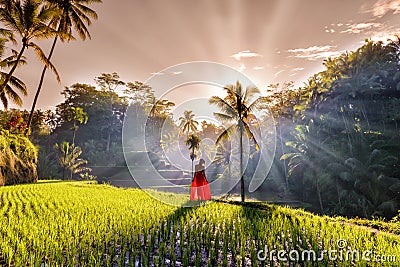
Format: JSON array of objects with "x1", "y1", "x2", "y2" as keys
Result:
[
  {"x1": 0, "y1": 181, "x2": 398, "y2": 266},
  {"x1": 0, "y1": 130, "x2": 37, "y2": 185}
]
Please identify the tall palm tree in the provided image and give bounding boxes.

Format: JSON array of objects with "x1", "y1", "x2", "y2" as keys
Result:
[
  {"x1": 0, "y1": 36, "x2": 27, "y2": 109},
  {"x1": 280, "y1": 125, "x2": 326, "y2": 212},
  {"x1": 148, "y1": 97, "x2": 175, "y2": 117},
  {"x1": 26, "y1": 0, "x2": 101, "y2": 133},
  {"x1": 178, "y1": 110, "x2": 198, "y2": 137},
  {"x1": 66, "y1": 106, "x2": 88, "y2": 146},
  {"x1": 209, "y1": 81, "x2": 264, "y2": 202},
  {"x1": 185, "y1": 133, "x2": 201, "y2": 180},
  {"x1": 213, "y1": 140, "x2": 233, "y2": 197},
  {"x1": 0, "y1": 0, "x2": 60, "y2": 107},
  {"x1": 95, "y1": 72, "x2": 124, "y2": 152}
]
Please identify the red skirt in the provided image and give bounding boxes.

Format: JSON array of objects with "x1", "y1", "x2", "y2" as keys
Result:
[{"x1": 190, "y1": 171, "x2": 211, "y2": 200}]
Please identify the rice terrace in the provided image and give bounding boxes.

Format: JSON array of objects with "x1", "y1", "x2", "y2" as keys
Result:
[
  {"x1": 0, "y1": 0, "x2": 400, "y2": 266},
  {"x1": 0, "y1": 181, "x2": 398, "y2": 266}
]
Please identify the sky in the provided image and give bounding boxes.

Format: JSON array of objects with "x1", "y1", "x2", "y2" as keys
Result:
[{"x1": 8, "y1": 0, "x2": 400, "y2": 113}]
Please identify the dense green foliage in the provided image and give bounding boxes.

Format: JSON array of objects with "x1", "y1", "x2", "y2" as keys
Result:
[
  {"x1": 0, "y1": 130, "x2": 37, "y2": 185},
  {"x1": 0, "y1": 181, "x2": 398, "y2": 266},
  {"x1": 0, "y1": 0, "x2": 61, "y2": 110},
  {"x1": 275, "y1": 40, "x2": 400, "y2": 218}
]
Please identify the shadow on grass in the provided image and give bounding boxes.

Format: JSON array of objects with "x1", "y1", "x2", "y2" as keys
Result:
[{"x1": 36, "y1": 180, "x2": 67, "y2": 184}]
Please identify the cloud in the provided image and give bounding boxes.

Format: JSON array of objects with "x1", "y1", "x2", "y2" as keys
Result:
[
  {"x1": 292, "y1": 67, "x2": 305, "y2": 71},
  {"x1": 371, "y1": 0, "x2": 400, "y2": 17},
  {"x1": 253, "y1": 66, "x2": 264, "y2": 70},
  {"x1": 150, "y1": 72, "x2": 164, "y2": 75},
  {"x1": 287, "y1": 45, "x2": 342, "y2": 61},
  {"x1": 231, "y1": 50, "x2": 262, "y2": 60},
  {"x1": 171, "y1": 71, "x2": 183, "y2": 75},
  {"x1": 366, "y1": 30, "x2": 400, "y2": 44},
  {"x1": 340, "y1": 22, "x2": 383, "y2": 34},
  {"x1": 274, "y1": 70, "x2": 285, "y2": 77},
  {"x1": 238, "y1": 63, "x2": 246, "y2": 72}
]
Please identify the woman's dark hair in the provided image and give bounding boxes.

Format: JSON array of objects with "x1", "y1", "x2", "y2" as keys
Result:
[{"x1": 199, "y1": 159, "x2": 205, "y2": 166}]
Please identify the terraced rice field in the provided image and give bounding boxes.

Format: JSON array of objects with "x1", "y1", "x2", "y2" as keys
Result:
[{"x1": 0, "y1": 180, "x2": 399, "y2": 266}]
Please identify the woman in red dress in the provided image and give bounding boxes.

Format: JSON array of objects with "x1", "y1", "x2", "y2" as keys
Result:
[{"x1": 190, "y1": 159, "x2": 211, "y2": 200}]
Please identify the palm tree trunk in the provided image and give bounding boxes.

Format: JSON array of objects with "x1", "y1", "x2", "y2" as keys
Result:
[
  {"x1": 107, "y1": 93, "x2": 113, "y2": 152},
  {"x1": 279, "y1": 124, "x2": 288, "y2": 188},
  {"x1": 106, "y1": 131, "x2": 111, "y2": 152},
  {"x1": 240, "y1": 127, "x2": 245, "y2": 202},
  {"x1": 26, "y1": 36, "x2": 59, "y2": 135},
  {"x1": 72, "y1": 121, "x2": 77, "y2": 146},
  {"x1": 316, "y1": 178, "x2": 323, "y2": 212},
  {"x1": 191, "y1": 159, "x2": 194, "y2": 181},
  {"x1": 341, "y1": 110, "x2": 353, "y2": 156},
  {"x1": 336, "y1": 177, "x2": 341, "y2": 208},
  {"x1": 0, "y1": 44, "x2": 26, "y2": 106}
]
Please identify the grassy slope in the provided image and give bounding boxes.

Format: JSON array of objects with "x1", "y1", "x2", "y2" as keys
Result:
[{"x1": 0, "y1": 180, "x2": 399, "y2": 266}]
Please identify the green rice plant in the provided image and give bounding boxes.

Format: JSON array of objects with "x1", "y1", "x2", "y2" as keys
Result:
[{"x1": 0, "y1": 181, "x2": 398, "y2": 266}]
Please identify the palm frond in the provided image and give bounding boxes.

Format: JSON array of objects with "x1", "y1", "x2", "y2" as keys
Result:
[
  {"x1": 213, "y1": 112, "x2": 234, "y2": 123},
  {"x1": 247, "y1": 96, "x2": 268, "y2": 112},
  {"x1": 216, "y1": 124, "x2": 236, "y2": 145},
  {"x1": 209, "y1": 96, "x2": 237, "y2": 118},
  {"x1": 29, "y1": 42, "x2": 60, "y2": 83},
  {"x1": 243, "y1": 85, "x2": 260, "y2": 103},
  {"x1": 69, "y1": 7, "x2": 90, "y2": 39},
  {"x1": 75, "y1": 3, "x2": 98, "y2": 20},
  {"x1": 0, "y1": 91, "x2": 8, "y2": 109},
  {"x1": 243, "y1": 121, "x2": 259, "y2": 151},
  {"x1": 4, "y1": 84, "x2": 23, "y2": 105},
  {"x1": 8, "y1": 75, "x2": 27, "y2": 94}
]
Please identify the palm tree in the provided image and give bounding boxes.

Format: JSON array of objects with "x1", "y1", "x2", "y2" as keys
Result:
[
  {"x1": 54, "y1": 141, "x2": 90, "y2": 180},
  {"x1": 213, "y1": 140, "x2": 233, "y2": 197},
  {"x1": 66, "y1": 106, "x2": 88, "y2": 146},
  {"x1": 124, "y1": 81, "x2": 154, "y2": 105},
  {"x1": 124, "y1": 81, "x2": 154, "y2": 134},
  {"x1": 95, "y1": 72, "x2": 125, "y2": 152},
  {"x1": 209, "y1": 81, "x2": 264, "y2": 202},
  {"x1": 0, "y1": 0, "x2": 60, "y2": 106},
  {"x1": 185, "y1": 133, "x2": 201, "y2": 180},
  {"x1": 178, "y1": 110, "x2": 199, "y2": 137},
  {"x1": 148, "y1": 97, "x2": 175, "y2": 117},
  {"x1": 0, "y1": 36, "x2": 27, "y2": 109},
  {"x1": 280, "y1": 125, "x2": 326, "y2": 212},
  {"x1": 26, "y1": 0, "x2": 101, "y2": 133}
]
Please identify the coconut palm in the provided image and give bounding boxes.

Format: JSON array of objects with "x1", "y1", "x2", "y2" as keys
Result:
[
  {"x1": 66, "y1": 106, "x2": 88, "y2": 146},
  {"x1": 280, "y1": 124, "x2": 326, "y2": 212},
  {"x1": 185, "y1": 133, "x2": 201, "y2": 180},
  {"x1": 26, "y1": 0, "x2": 101, "y2": 133},
  {"x1": 178, "y1": 110, "x2": 198, "y2": 137},
  {"x1": 95, "y1": 72, "x2": 125, "y2": 152},
  {"x1": 0, "y1": 36, "x2": 27, "y2": 109},
  {"x1": 213, "y1": 140, "x2": 234, "y2": 197},
  {"x1": 148, "y1": 97, "x2": 175, "y2": 117},
  {"x1": 209, "y1": 81, "x2": 265, "y2": 202},
  {"x1": 0, "y1": 0, "x2": 60, "y2": 105},
  {"x1": 124, "y1": 81, "x2": 154, "y2": 106},
  {"x1": 54, "y1": 141, "x2": 91, "y2": 180}
]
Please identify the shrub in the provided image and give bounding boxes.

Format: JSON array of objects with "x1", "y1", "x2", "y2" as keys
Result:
[{"x1": 0, "y1": 130, "x2": 38, "y2": 185}]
